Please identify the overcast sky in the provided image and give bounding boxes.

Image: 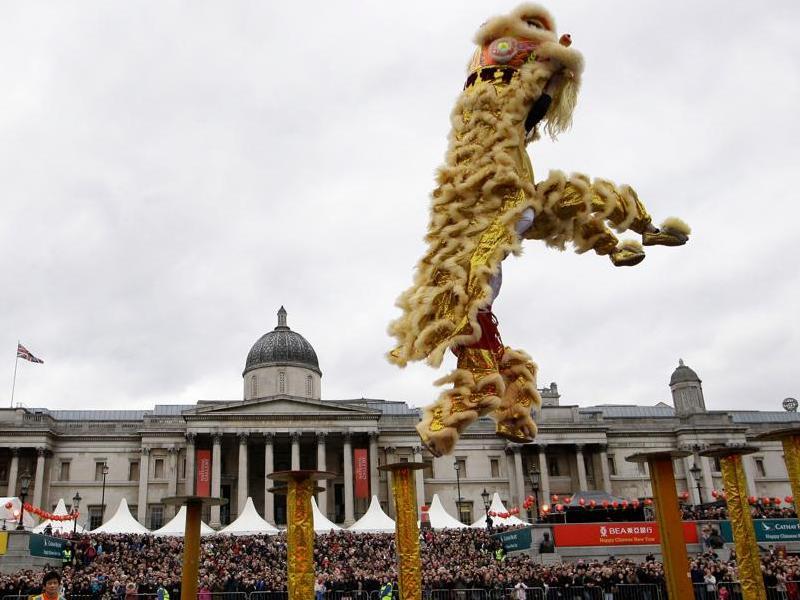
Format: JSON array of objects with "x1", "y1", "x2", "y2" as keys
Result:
[{"x1": 1, "y1": 1, "x2": 798, "y2": 415}]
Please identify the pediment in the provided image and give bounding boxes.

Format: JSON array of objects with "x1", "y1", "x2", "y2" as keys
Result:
[{"x1": 186, "y1": 395, "x2": 379, "y2": 417}]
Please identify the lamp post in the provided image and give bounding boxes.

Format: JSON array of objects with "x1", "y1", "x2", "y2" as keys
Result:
[
  {"x1": 454, "y1": 460, "x2": 463, "y2": 523},
  {"x1": 72, "y1": 491, "x2": 81, "y2": 534},
  {"x1": 689, "y1": 462, "x2": 703, "y2": 505},
  {"x1": 528, "y1": 465, "x2": 540, "y2": 523},
  {"x1": 481, "y1": 488, "x2": 490, "y2": 516},
  {"x1": 17, "y1": 470, "x2": 32, "y2": 530},
  {"x1": 100, "y1": 463, "x2": 109, "y2": 525}
]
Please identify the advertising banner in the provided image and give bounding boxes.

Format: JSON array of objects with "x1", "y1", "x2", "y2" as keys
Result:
[
  {"x1": 354, "y1": 448, "x2": 369, "y2": 498},
  {"x1": 29, "y1": 533, "x2": 67, "y2": 559},
  {"x1": 196, "y1": 449, "x2": 211, "y2": 497},
  {"x1": 553, "y1": 521, "x2": 698, "y2": 547},
  {"x1": 493, "y1": 526, "x2": 532, "y2": 553},
  {"x1": 719, "y1": 519, "x2": 800, "y2": 543}
]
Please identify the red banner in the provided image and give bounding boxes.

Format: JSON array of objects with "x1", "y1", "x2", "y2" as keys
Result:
[
  {"x1": 553, "y1": 521, "x2": 698, "y2": 547},
  {"x1": 196, "y1": 449, "x2": 211, "y2": 497},
  {"x1": 354, "y1": 448, "x2": 369, "y2": 498}
]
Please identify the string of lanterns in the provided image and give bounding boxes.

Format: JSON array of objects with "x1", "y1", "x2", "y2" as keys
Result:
[{"x1": 3, "y1": 501, "x2": 79, "y2": 522}]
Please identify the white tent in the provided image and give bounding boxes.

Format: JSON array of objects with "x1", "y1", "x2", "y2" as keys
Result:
[
  {"x1": 92, "y1": 498, "x2": 149, "y2": 534},
  {"x1": 311, "y1": 496, "x2": 341, "y2": 533},
  {"x1": 471, "y1": 492, "x2": 527, "y2": 528},
  {"x1": 33, "y1": 498, "x2": 87, "y2": 534},
  {"x1": 153, "y1": 505, "x2": 215, "y2": 537},
  {"x1": 217, "y1": 497, "x2": 279, "y2": 536},
  {"x1": 426, "y1": 494, "x2": 468, "y2": 529},
  {"x1": 0, "y1": 497, "x2": 36, "y2": 529},
  {"x1": 348, "y1": 496, "x2": 395, "y2": 533}
]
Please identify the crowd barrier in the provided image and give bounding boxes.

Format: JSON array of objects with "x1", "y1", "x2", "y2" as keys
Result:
[{"x1": 5, "y1": 583, "x2": 800, "y2": 600}]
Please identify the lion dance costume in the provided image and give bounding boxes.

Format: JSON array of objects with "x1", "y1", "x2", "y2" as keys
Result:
[{"x1": 388, "y1": 4, "x2": 690, "y2": 457}]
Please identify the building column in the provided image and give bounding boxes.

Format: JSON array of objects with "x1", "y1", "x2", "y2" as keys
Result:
[
  {"x1": 369, "y1": 432, "x2": 380, "y2": 497},
  {"x1": 385, "y1": 446, "x2": 397, "y2": 518},
  {"x1": 512, "y1": 446, "x2": 525, "y2": 509},
  {"x1": 599, "y1": 446, "x2": 612, "y2": 494},
  {"x1": 6, "y1": 448, "x2": 19, "y2": 496},
  {"x1": 264, "y1": 433, "x2": 274, "y2": 523},
  {"x1": 701, "y1": 456, "x2": 715, "y2": 503},
  {"x1": 291, "y1": 432, "x2": 301, "y2": 471},
  {"x1": 185, "y1": 433, "x2": 196, "y2": 496},
  {"x1": 538, "y1": 445, "x2": 550, "y2": 509},
  {"x1": 137, "y1": 447, "x2": 150, "y2": 524},
  {"x1": 316, "y1": 432, "x2": 328, "y2": 515},
  {"x1": 682, "y1": 456, "x2": 700, "y2": 505},
  {"x1": 167, "y1": 447, "x2": 178, "y2": 518},
  {"x1": 237, "y1": 432, "x2": 249, "y2": 516},
  {"x1": 413, "y1": 446, "x2": 425, "y2": 510},
  {"x1": 210, "y1": 434, "x2": 222, "y2": 528},
  {"x1": 343, "y1": 433, "x2": 355, "y2": 525},
  {"x1": 575, "y1": 444, "x2": 588, "y2": 492},
  {"x1": 32, "y1": 447, "x2": 46, "y2": 509}
]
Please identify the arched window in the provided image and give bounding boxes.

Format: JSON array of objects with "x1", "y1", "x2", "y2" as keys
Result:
[
  {"x1": 250, "y1": 375, "x2": 258, "y2": 397},
  {"x1": 279, "y1": 371, "x2": 286, "y2": 394},
  {"x1": 306, "y1": 376, "x2": 313, "y2": 398}
]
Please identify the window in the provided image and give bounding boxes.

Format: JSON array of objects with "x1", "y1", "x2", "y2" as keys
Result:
[
  {"x1": 154, "y1": 459, "x2": 165, "y2": 479},
  {"x1": 0, "y1": 463, "x2": 8, "y2": 481},
  {"x1": 423, "y1": 459, "x2": 434, "y2": 479},
  {"x1": 148, "y1": 504, "x2": 164, "y2": 529},
  {"x1": 755, "y1": 458, "x2": 767, "y2": 477},
  {"x1": 250, "y1": 375, "x2": 258, "y2": 397},
  {"x1": 490, "y1": 458, "x2": 500, "y2": 478},
  {"x1": 181, "y1": 458, "x2": 186, "y2": 479},
  {"x1": 455, "y1": 458, "x2": 466, "y2": 476},
  {"x1": 59, "y1": 461, "x2": 71, "y2": 481},
  {"x1": 457, "y1": 500, "x2": 473, "y2": 525},
  {"x1": 306, "y1": 376, "x2": 313, "y2": 398},
  {"x1": 607, "y1": 455, "x2": 617, "y2": 476},
  {"x1": 279, "y1": 371, "x2": 286, "y2": 393},
  {"x1": 129, "y1": 461, "x2": 139, "y2": 481},
  {"x1": 713, "y1": 457, "x2": 722, "y2": 473},
  {"x1": 637, "y1": 461, "x2": 648, "y2": 475},
  {"x1": 548, "y1": 458, "x2": 560, "y2": 477},
  {"x1": 88, "y1": 505, "x2": 103, "y2": 530},
  {"x1": 94, "y1": 462, "x2": 107, "y2": 481}
]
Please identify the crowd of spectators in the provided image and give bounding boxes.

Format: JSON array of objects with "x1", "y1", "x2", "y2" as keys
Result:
[
  {"x1": 1, "y1": 529, "x2": 800, "y2": 599},
  {"x1": 680, "y1": 503, "x2": 797, "y2": 521}
]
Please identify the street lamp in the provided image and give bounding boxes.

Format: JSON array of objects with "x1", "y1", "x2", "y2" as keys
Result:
[
  {"x1": 72, "y1": 492, "x2": 82, "y2": 534},
  {"x1": 17, "y1": 471, "x2": 32, "y2": 531},
  {"x1": 453, "y1": 460, "x2": 463, "y2": 523},
  {"x1": 689, "y1": 462, "x2": 703, "y2": 505},
  {"x1": 100, "y1": 463, "x2": 109, "y2": 525},
  {"x1": 528, "y1": 465, "x2": 540, "y2": 523},
  {"x1": 481, "y1": 488, "x2": 491, "y2": 516}
]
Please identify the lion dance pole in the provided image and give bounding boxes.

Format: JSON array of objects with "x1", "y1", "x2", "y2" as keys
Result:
[
  {"x1": 625, "y1": 451, "x2": 693, "y2": 599},
  {"x1": 701, "y1": 446, "x2": 767, "y2": 600},
  {"x1": 756, "y1": 426, "x2": 800, "y2": 509},
  {"x1": 380, "y1": 462, "x2": 424, "y2": 600},
  {"x1": 268, "y1": 470, "x2": 334, "y2": 600}
]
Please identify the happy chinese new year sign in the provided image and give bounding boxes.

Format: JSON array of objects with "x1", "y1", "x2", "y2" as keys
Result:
[{"x1": 553, "y1": 522, "x2": 698, "y2": 547}]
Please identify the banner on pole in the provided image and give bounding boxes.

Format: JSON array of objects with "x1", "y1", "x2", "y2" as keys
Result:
[
  {"x1": 553, "y1": 521, "x2": 698, "y2": 547},
  {"x1": 354, "y1": 448, "x2": 369, "y2": 498},
  {"x1": 720, "y1": 519, "x2": 800, "y2": 543},
  {"x1": 196, "y1": 449, "x2": 211, "y2": 496}
]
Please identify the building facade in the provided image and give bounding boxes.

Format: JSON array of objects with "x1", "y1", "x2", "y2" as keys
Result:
[{"x1": 1, "y1": 308, "x2": 797, "y2": 530}]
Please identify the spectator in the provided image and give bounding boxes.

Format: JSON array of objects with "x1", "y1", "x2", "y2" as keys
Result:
[{"x1": 538, "y1": 533, "x2": 554, "y2": 554}]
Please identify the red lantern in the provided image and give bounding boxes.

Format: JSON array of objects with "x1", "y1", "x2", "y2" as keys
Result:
[
  {"x1": 602, "y1": 500, "x2": 609, "y2": 509},
  {"x1": 748, "y1": 496, "x2": 757, "y2": 505},
  {"x1": 421, "y1": 505, "x2": 429, "y2": 512},
  {"x1": 541, "y1": 505, "x2": 550, "y2": 513},
  {"x1": 564, "y1": 497, "x2": 572, "y2": 504},
  {"x1": 786, "y1": 496, "x2": 794, "y2": 504},
  {"x1": 644, "y1": 498, "x2": 653, "y2": 506},
  {"x1": 556, "y1": 504, "x2": 564, "y2": 512},
  {"x1": 589, "y1": 500, "x2": 596, "y2": 508},
  {"x1": 762, "y1": 496, "x2": 771, "y2": 505},
  {"x1": 632, "y1": 499, "x2": 640, "y2": 509},
  {"x1": 551, "y1": 495, "x2": 559, "y2": 503},
  {"x1": 680, "y1": 491, "x2": 689, "y2": 500},
  {"x1": 611, "y1": 500, "x2": 619, "y2": 509},
  {"x1": 711, "y1": 490, "x2": 718, "y2": 498},
  {"x1": 621, "y1": 500, "x2": 628, "y2": 509},
  {"x1": 579, "y1": 498, "x2": 586, "y2": 506}
]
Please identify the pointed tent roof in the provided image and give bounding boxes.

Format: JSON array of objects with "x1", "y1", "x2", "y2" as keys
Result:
[
  {"x1": 32, "y1": 498, "x2": 87, "y2": 534},
  {"x1": 1, "y1": 497, "x2": 37, "y2": 529},
  {"x1": 311, "y1": 496, "x2": 341, "y2": 532},
  {"x1": 348, "y1": 496, "x2": 395, "y2": 533},
  {"x1": 92, "y1": 498, "x2": 149, "y2": 534},
  {"x1": 153, "y1": 505, "x2": 215, "y2": 537},
  {"x1": 427, "y1": 494, "x2": 468, "y2": 529},
  {"x1": 217, "y1": 497, "x2": 279, "y2": 535},
  {"x1": 471, "y1": 492, "x2": 527, "y2": 528}
]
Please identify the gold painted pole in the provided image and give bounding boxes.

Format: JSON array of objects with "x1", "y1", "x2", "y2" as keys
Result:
[
  {"x1": 703, "y1": 446, "x2": 767, "y2": 600},
  {"x1": 268, "y1": 470, "x2": 335, "y2": 600},
  {"x1": 627, "y1": 451, "x2": 692, "y2": 600},
  {"x1": 182, "y1": 500, "x2": 202, "y2": 600},
  {"x1": 756, "y1": 428, "x2": 800, "y2": 509},
  {"x1": 380, "y1": 462, "x2": 424, "y2": 600},
  {"x1": 162, "y1": 495, "x2": 226, "y2": 600}
]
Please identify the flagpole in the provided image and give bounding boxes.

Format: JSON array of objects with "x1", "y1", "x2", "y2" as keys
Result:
[{"x1": 10, "y1": 340, "x2": 19, "y2": 408}]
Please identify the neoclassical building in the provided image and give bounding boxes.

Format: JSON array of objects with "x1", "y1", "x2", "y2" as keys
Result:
[{"x1": 1, "y1": 308, "x2": 797, "y2": 530}]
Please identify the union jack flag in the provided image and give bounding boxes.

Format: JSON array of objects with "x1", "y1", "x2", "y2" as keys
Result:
[{"x1": 17, "y1": 343, "x2": 44, "y2": 364}]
